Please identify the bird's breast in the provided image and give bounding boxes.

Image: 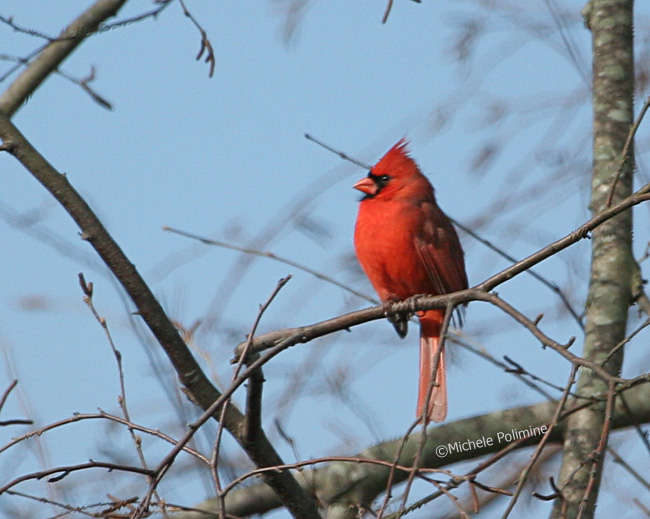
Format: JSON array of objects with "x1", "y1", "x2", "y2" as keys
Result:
[{"x1": 354, "y1": 200, "x2": 432, "y2": 301}]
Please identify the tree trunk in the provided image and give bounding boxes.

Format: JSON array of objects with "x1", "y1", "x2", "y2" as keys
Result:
[{"x1": 551, "y1": 1, "x2": 635, "y2": 518}]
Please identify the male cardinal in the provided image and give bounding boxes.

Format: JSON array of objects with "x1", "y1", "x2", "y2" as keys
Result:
[{"x1": 353, "y1": 139, "x2": 467, "y2": 423}]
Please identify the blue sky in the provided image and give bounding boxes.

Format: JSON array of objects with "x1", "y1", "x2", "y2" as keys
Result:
[{"x1": 2, "y1": 1, "x2": 650, "y2": 517}]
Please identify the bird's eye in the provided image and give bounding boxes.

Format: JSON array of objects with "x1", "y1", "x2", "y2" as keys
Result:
[
  {"x1": 377, "y1": 174, "x2": 391, "y2": 187},
  {"x1": 367, "y1": 172, "x2": 391, "y2": 190}
]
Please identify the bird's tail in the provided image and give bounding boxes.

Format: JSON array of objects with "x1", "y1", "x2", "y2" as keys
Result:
[{"x1": 417, "y1": 310, "x2": 447, "y2": 423}]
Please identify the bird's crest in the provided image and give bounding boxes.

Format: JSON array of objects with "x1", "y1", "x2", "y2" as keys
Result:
[
  {"x1": 379, "y1": 138, "x2": 410, "y2": 163},
  {"x1": 372, "y1": 138, "x2": 419, "y2": 179}
]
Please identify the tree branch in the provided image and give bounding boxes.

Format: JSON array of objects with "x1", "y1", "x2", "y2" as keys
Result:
[
  {"x1": 164, "y1": 225, "x2": 375, "y2": 304},
  {"x1": 234, "y1": 183, "x2": 650, "y2": 362},
  {"x1": 0, "y1": 115, "x2": 321, "y2": 519},
  {"x1": 0, "y1": 461, "x2": 156, "y2": 494},
  {"x1": 0, "y1": 0, "x2": 128, "y2": 117},
  {"x1": 176, "y1": 381, "x2": 650, "y2": 518}
]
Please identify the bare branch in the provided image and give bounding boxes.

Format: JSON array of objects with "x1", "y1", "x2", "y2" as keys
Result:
[
  {"x1": 573, "y1": 382, "x2": 617, "y2": 519},
  {"x1": 382, "y1": 0, "x2": 394, "y2": 24},
  {"x1": 381, "y1": 0, "x2": 421, "y2": 24},
  {"x1": 57, "y1": 66, "x2": 113, "y2": 109},
  {"x1": 211, "y1": 276, "x2": 292, "y2": 518},
  {"x1": 4, "y1": 490, "x2": 139, "y2": 518},
  {"x1": 78, "y1": 272, "x2": 162, "y2": 505},
  {"x1": 0, "y1": 0, "x2": 128, "y2": 117},
  {"x1": 0, "y1": 380, "x2": 32, "y2": 427},
  {"x1": 476, "y1": 291, "x2": 615, "y2": 384},
  {"x1": 0, "y1": 14, "x2": 55, "y2": 41},
  {"x1": 0, "y1": 379, "x2": 17, "y2": 413},
  {"x1": 451, "y1": 218, "x2": 584, "y2": 328},
  {"x1": 179, "y1": 0, "x2": 216, "y2": 77},
  {"x1": 230, "y1": 280, "x2": 632, "y2": 389},
  {"x1": 0, "y1": 461, "x2": 156, "y2": 494},
  {"x1": 244, "y1": 276, "x2": 291, "y2": 439},
  {"x1": 607, "y1": 445, "x2": 650, "y2": 492},
  {"x1": 178, "y1": 382, "x2": 650, "y2": 519},
  {"x1": 164, "y1": 226, "x2": 375, "y2": 303},
  {"x1": 376, "y1": 418, "x2": 423, "y2": 519},
  {"x1": 0, "y1": 410, "x2": 209, "y2": 463},
  {"x1": 0, "y1": 113, "x2": 320, "y2": 519},
  {"x1": 305, "y1": 133, "x2": 372, "y2": 169},
  {"x1": 394, "y1": 303, "x2": 456, "y2": 516},
  {"x1": 500, "y1": 366, "x2": 577, "y2": 518},
  {"x1": 98, "y1": 0, "x2": 174, "y2": 31},
  {"x1": 606, "y1": 93, "x2": 650, "y2": 207},
  {"x1": 0, "y1": 52, "x2": 113, "y2": 108}
]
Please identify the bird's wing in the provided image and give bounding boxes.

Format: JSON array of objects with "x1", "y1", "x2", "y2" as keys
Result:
[{"x1": 414, "y1": 201, "x2": 468, "y2": 316}]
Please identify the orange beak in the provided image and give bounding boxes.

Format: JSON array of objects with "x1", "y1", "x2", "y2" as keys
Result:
[{"x1": 353, "y1": 176, "x2": 378, "y2": 196}]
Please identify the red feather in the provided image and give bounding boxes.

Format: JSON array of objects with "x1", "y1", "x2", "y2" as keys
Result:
[{"x1": 354, "y1": 139, "x2": 467, "y2": 423}]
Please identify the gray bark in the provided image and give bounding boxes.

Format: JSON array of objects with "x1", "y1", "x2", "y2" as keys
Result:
[{"x1": 551, "y1": 1, "x2": 635, "y2": 518}]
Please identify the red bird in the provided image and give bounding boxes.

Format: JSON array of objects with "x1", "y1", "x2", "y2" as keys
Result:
[{"x1": 353, "y1": 139, "x2": 467, "y2": 423}]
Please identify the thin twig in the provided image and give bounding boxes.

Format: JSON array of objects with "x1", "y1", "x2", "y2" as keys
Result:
[
  {"x1": 502, "y1": 355, "x2": 577, "y2": 398},
  {"x1": 602, "y1": 317, "x2": 650, "y2": 366},
  {"x1": 0, "y1": 45, "x2": 46, "y2": 85},
  {"x1": 608, "y1": 444, "x2": 650, "y2": 491},
  {"x1": 575, "y1": 381, "x2": 617, "y2": 519},
  {"x1": 57, "y1": 66, "x2": 113, "y2": 109},
  {"x1": 382, "y1": 0, "x2": 394, "y2": 23},
  {"x1": 179, "y1": 0, "x2": 216, "y2": 77},
  {"x1": 0, "y1": 410, "x2": 208, "y2": 463},
  {"x1": 0, "y1": 53, "x2": 113, "y2": 108},
  {"x1": 0, "y1": 0, "x2": 129, "y2": 117},
  {"x1": 78, "y1": 273, "x2": 162, "y2": 506},
  {"x1": 0, "y1": 380, "x2": 18, "y2": 413},
  {"x1": 98, "y1": 0, "x2": 174, "y2": 31},
  {"x1": 5, "y1": 490, "x2": 139, "y2": 518},
  {"x1": 134, "y1": 326, "x2": 314, "y2": 517},
  {"x1": 453, "y1": 335, "x2": 563, "y2": 401},
  {"x1": 451, "y1": 218, "x2": 584, "y2": 328},
  {"x1": 381, "y1": 0, "x2": 421, "y2": 23},
  {"x1": 164, "y1": 226, "x2": 375, "y2": 303},
  {"x1": 0, "y1": 461, "x2": 155, "y2": 494},
  {"x1": 606, "y1": 94, "x2": 650, "y2": 207},
  {"x1": 305, "y1": 133, "x2": 372, "y2": 169},
  {"x1": 211, "y1": 276, "x2": 292, "y2": 519},
  {"x1": 375, "y1": 418, "x2": 423, "y2": 519},
  {"x1": 0, "y1": 105, "x2": 320, "y2": 519},
  {"x1": 398, "y1": 303, "x2": 455, "y2": 514},
  {"x1": 476, "y1": 291, "x2": 617, "y2": 383},
  {"x1": 245, "y1": 276, "x2": 292, "y2": 438},
  {"x1": 0, "y1": 14, "x2": 55, "y2": 41},
  {"x1": 500, "y1": 365, "x2": 577, "y2": 518},
  {"x1": 618, "y1": 392, "x2": 650, "y2": 455},
  {"x1": 222, "y1": 455, "x2": 452, "y2": 500}
]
